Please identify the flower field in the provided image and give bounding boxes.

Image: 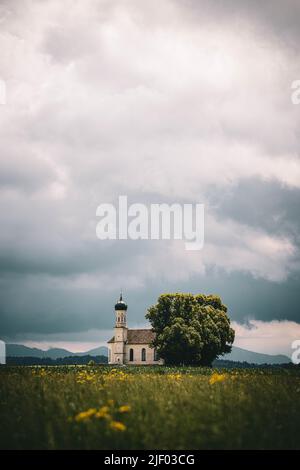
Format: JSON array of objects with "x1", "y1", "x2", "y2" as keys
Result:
[{"x1": 0, "y1": 365, "x2": 300, "y2": 449}]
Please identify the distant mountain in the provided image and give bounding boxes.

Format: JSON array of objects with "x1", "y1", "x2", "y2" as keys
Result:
[
  {"x1": 222, "y1": 346, "x2": 290, "y2": 364},
  {"x1": 6, "y1": 344, "x2": 71, "y2": 358},
  {"x1": 7, "y1": 344, "x2": 108, "y2": 359},
  {"x1": 83, "y1": 346, "x2": 108, "y2": 357},
  {"x1": 6, "y1": 344, "x2": 290, "y2": 364}
]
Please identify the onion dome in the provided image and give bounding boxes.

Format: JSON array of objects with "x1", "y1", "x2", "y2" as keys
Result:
[{"x1": 115, "y1": 293, "x2": 127, "y2": 311}]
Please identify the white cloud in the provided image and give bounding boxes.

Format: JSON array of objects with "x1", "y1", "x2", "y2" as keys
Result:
[
  {"x1": 0, "y1": 0, "x2": 300, "y2": 339},
  {"x1": 203, "y1": 215, "x2": 296, "y2": 281},
  {"x1": 233, "y1": 320, "x2": 300, "y2": 357}
]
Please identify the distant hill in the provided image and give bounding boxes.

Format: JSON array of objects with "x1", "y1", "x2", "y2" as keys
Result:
[
  {"x1": 222, "y1": 346, "x2": 290, "y2": 364},
  {"x1": 6, "y1": 344, "x2": 291, "y2": 364},
  {"x1": 83, "y1": 346, "x2": 108, "y2": 357},
  {"x1": 7, "y1": 355, "x2": 108, "y2": 366},
  {"x1": 7, "y1": 344, "x2": 108, "y2": 359}
]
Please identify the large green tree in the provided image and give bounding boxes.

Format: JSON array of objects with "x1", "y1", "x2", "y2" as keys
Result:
[{"x1": 146, "y1": 293, "x2": 235, "y2": 366}]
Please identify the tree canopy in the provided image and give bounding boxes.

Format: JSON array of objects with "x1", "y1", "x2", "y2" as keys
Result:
[{"x1": 146, "y1": 293, "x2": 235, "y2": 366}]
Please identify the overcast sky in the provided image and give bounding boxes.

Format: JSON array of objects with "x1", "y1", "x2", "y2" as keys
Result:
[{"x1": 0, "y1": 0, "x2": 300, "y2": 356}]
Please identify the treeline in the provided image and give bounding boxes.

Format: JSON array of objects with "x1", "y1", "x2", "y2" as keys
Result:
[
  {"x1": 214, "y1": 359, "x2": 296, "y2": 369},
  {"x1": 6, "y1": 355, "x2": 108, "y2": 366},
  {"x1": 3, "y1": 357, "x2": 297, "y2": 368}
]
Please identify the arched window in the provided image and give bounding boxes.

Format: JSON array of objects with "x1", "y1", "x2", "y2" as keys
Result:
[
  {"x1": 141, "y1": 348, "x2": 146, "y2": 362},
  {"x1": 129, "y1": 348, "x2": 134, "y2": 362}
]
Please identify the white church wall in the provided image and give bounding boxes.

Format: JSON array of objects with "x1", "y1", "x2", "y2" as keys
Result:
[
  {"x1": 107, "y1": 294, "x2": 164, "y2": 365},
  {"x1": 125, "y1": 343, "x2": 161, "y2": 365}
]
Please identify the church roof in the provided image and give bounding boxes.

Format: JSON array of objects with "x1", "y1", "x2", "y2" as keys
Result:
[{"x1": 108, "y1": 328, "x2": 155, "y2": 345}]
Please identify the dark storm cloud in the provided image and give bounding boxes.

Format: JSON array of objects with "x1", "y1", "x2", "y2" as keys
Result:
[
  {"x1": 0, "y1": 150, "x2": 55, "y2": 192},
  {"x1": 212, "y1": 177, "x2": 300, "y2": 244},
  {"x1": 177, "y1": 0, "x2": 300, "y2": 46},
  {"x1": 2, "y1": 268, "x2": 299, "y2": 339},
  {"x1": 0, "y1": 238, "x2": 152, "y2": 277},
  {"x1": 0, "y1": 0, "x2": 300, "y2": 345}
]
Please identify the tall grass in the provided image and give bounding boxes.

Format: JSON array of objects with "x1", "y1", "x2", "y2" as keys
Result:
[{"x1": 0, "y1": 365, "x2": 300, "y2": 449}]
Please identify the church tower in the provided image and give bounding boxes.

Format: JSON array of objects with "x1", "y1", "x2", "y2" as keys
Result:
[{"x1": 112, "y1": 293, "x2": 128, "y2": 364}]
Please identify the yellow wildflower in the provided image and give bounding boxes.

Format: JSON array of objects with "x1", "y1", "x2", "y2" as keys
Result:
[
  {"x1": 109, "y1": 421, "x2": 126, "y2": 432},
  {"x1": 167, "y1": 373, "x2": 182, "y2": 381},
  {"x1": 209, "y1": 373, "x2": 227, "y2": 385},
  {"x1": 74, "y1": 408, "x2": 97, "y2": 422},
  {"x1": 119, "y1": 405, "x2": 131, "y2": 413},
  {"x1": 95, "y1": 406, "x2": 110, "y2": 419}
]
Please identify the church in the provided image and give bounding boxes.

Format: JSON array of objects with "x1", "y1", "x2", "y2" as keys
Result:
[{"x1": 107, "y1": 294, "x2": 163, "y2": 365}]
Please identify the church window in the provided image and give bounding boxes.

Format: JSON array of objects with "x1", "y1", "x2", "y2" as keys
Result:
[
  {"x1": 129, "y1": 348, "x2": 134, "y2": 361},
  {"x1": 141, "y1": 348, "x2": 146, "y2": 361}
]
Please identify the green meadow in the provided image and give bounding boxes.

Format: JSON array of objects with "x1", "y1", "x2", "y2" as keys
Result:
[{"x1": 0, "y1": 365, "x2": 300, "y2": 449}]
